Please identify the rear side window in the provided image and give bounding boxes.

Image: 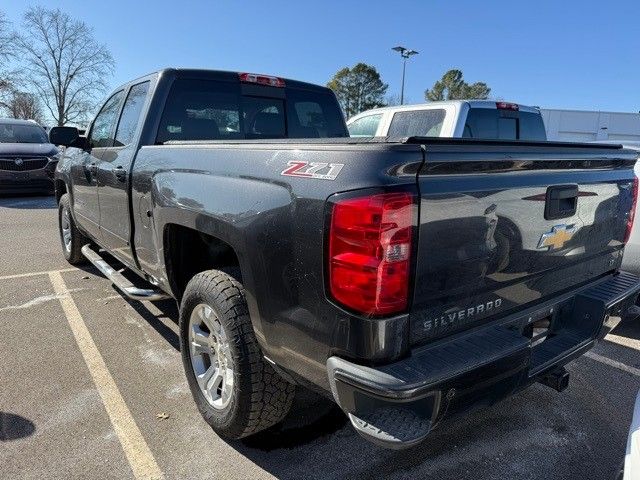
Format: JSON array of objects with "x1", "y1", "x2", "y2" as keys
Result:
[
  {"x1": 286, "y1": 90, "x2": 347, "y2": 138},
  {"x1": 388, "y1": 109, "x2": 446, "y2": 137},
  {"x1": 157, "y1": 79, "x2": 241, "y2": 143},
  {"x1": 348, "y1": 114, "x2": 382, "y2": 137},
  {"x1": 519, "y1": 112, "x2": 547, "y2": 140},
  {"x1": 156, "y1": 79, "x2": 347, "y2": 143},
  {"x1": 463, "y1": 108, "x2": 546, "y2": 141},
  {"x1": 114, "y1": 81, "x2": 150, "y2": 146}
]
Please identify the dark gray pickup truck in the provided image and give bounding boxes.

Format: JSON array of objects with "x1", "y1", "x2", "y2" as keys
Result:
[{"x1": 51, "y1": 68, "x2": 640, "y2": 449}]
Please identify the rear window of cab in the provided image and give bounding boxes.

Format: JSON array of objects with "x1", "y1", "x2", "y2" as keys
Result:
[
  {"x1": 463, "y1": 108, "x2": 546, "y2": 141},
  {"x1": 156, "y1": 79, "x2": 347, "y2": 143}
]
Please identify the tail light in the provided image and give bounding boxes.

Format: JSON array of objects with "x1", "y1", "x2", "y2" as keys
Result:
[
  {"x1": 328, "y1": 192, "x2": 415, "y2": 316},
  {"x1": 624, "y1": 176, "x2": 638, "y2": 243},
  {"x1": 238, "y1": 72, "x2": 285, "y2": 88}
]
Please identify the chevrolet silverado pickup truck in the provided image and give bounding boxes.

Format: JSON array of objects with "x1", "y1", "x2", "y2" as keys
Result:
[{"x1": 50, "y1": 68, "x2": 640, "y2": 449}]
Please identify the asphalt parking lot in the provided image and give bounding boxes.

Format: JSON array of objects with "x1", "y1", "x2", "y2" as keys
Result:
[{"x1": 1, "y1": 195, "x2": 639, "y2": 480}]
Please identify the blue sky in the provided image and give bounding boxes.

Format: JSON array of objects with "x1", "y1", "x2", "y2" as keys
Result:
[{"x1": 3, "y1": 0, "x2": 639, "y2": 113}]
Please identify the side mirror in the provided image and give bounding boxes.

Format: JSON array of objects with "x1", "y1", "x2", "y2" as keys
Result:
[{"x1": 49, "y1": 126, "x2": 87, "y2": 149}]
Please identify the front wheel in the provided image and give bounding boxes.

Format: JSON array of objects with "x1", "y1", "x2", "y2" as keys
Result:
[
  {"x1": 179, "y1": 269, "x2": 295, "y2": 439},
  {"x1": 58, "y1": 193, "x2": 89, "y2": 265}
]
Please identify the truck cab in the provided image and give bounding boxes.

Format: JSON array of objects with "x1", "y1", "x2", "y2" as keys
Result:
[{"x1": 347, "y1": 100, "x2": 547, "y2": 141}]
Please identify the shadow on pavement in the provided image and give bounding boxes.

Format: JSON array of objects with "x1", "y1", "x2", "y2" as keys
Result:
[
  {"x1": 122, "y1": 295, "x2": 180, "y2": 350},
  {"x1": 613, "y1": 308, "x2": 640, "y2": 340},
  {"x1": 0, "y1": 412, "x2": 36, "y2": 441},
  {"x1": 76, "y1": 251, "x2": 181, "y2": 350},
  {"x1": 239, "y1": 388, "x2": 348, "y2": 452}
]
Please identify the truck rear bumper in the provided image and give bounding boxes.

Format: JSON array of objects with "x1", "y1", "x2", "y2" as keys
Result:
[{"x1": 326, "y1": 271, "x2": 640, "y2": 449}]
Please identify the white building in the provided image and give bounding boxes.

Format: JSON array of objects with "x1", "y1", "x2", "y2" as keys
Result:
[{"x1": 541, "y1": 108, "x2": 640, "y2": 142}]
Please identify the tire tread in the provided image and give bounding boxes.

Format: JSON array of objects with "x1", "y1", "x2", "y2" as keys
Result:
[
  {"x1": 58, "y1": 193, "x2": 89, "y2": 265},
  {"x1": 180, "y1": 269, "x2": 295, "y2": 439}
]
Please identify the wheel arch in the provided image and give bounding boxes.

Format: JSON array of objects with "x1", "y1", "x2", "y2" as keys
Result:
[{"x1": 162, "y1": 222, "x2": 244, "y2": 301}]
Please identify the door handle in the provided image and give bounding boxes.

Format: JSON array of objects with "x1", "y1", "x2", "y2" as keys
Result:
[{"x1": 113, "y1": 166, "x2": 127, "y2": 182}]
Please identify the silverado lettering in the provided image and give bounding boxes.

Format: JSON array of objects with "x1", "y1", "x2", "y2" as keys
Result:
[{"x1": 423, "y1": 298, "x2": 503, "y2": 334}]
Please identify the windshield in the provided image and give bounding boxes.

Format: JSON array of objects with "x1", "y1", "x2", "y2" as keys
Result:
[{"x1": 0, "y1": 123, "x2": 49, "y2": 144}]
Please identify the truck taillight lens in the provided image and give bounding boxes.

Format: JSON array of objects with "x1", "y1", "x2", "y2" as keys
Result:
[
  {"x1": 624, "y1": 176, "x2": 638, "y2": 243},
  {"x1": 238, "y1": 72, "x2": 285, "y2": 87},
  {"x1": 496, "y1": 102, "x2": 519, "y2": 111},
  {"x1": 328, "y1": 192, "x2": 415, "y2": 316}
]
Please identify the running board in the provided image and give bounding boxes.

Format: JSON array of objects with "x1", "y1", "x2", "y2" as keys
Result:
[{"x1": 81, "y1": 244, "x2": 170, "y2": 301}]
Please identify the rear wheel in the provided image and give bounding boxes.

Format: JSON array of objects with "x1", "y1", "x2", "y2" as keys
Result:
[
  {"x1": 58, "y1": 193, "x2": 89, "y2": 265},
  {"x1": 179, "y1": 269, "x2": 295, "y2": 439}
]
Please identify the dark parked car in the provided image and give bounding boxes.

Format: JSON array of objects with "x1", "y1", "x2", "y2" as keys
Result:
[
  {"x1": 0, "y1": 118, "x2": 59, "y2": 195},
  {"x1": 51, "y1": 68, "x2": 640, "y2": 449}
]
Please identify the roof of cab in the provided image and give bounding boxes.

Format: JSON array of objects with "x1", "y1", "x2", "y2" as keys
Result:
[{"x1": 118, "y1": 68, "x2": 331, "y2": 93}]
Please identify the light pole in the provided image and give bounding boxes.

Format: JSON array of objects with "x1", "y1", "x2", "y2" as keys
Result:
[{"x1": 392, "y1": 46, "x2": 418, "y2": 105}]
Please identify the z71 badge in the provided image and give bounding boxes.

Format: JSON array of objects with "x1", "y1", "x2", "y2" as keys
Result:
[{"x1": 281, "y1": 161, "x2": 344, "y2": 180}]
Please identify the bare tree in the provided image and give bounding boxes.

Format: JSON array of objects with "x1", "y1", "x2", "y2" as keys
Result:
[
  {"x1": 1, "y1": 90, "x2": 44, "y2": 123},
  {"x1": 0, "y1": 10, "x2": 16, "y2": 109},
  {"x1": 15, "y1": 7, "x2": 114, "y2": 126},
  {"x1": 0, "y1": 10, "x2": 14, "y2": 61}
]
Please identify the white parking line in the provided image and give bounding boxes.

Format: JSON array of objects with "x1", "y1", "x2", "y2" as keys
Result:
[
  {"x1": 605, "y1": 333, "x2": 640, "y2": 351},
  {"x1": 585, "y1": 351, "x2": 640, "y2": 378},
  {"x1": 48, "y1": 271, "x2": 163, "y2": 480},
  {"x1": 0, "y1": 268, "x2": 77, "y2": 281}
]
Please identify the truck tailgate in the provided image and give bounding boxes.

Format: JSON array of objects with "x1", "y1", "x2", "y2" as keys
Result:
[{"x1": 410, "y1": 140, "x2": 638, "y2": 345}]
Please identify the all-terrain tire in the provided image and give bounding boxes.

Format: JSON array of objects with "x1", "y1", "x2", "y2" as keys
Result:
[
  {"x1": 179, "y1": 269, "x2": 295, "y2": 439},
  {"x1": 58, "y1": 193, "x2": 89, "y2": 265}
]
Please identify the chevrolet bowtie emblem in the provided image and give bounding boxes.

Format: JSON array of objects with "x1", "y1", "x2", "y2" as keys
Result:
[{"x1": 537, "y1": 224, "x2": 577, "y2": 250}]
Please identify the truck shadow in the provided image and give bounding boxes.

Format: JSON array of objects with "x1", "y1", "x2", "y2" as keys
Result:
[
  {"x1": 78, "y1": 252, "x2": 182, "y2": 351},
  {"x1": 239, "y1": 388, "x2": 348, "y2": 451},
  {"x1": 0, "y1": 412, "x2": 36, "y2": 442},
  {"x1": 121, "y1": 295, "x2": 180, "y2": 351},
  {"x1": 224, "y1": 396, "x2": 513, "y2": 480},
  {"x1": 221, "y1": 378, "x2": 626, "y2": 480},
  {"x1": 613, "y1": 309, "x2": 640, "y2": 340}
]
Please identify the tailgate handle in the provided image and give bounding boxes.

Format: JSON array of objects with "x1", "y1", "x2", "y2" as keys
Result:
[{"x1": 545, "y1": 185, "x2": 578, "y2": 220}]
